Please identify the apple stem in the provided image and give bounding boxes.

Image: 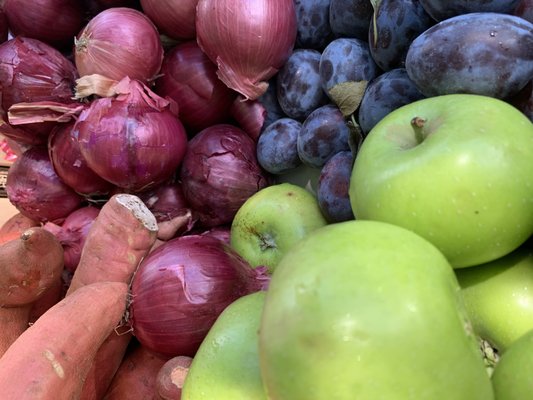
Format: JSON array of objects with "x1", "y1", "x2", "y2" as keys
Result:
[{"x1": 411, "y1": 116, "x2": 427, "y2": 144}]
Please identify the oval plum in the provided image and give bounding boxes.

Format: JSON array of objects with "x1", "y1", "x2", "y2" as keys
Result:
[{"x1": 405, "y1": 12, "x2": 533, "y2": 99}]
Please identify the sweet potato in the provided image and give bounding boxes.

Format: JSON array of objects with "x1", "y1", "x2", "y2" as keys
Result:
[
  {"x1": 0, "y1": 212, "x2": 40, "y2": 245},
  {"x1": 0, "y1": 281, "x2": 129, "y2": 399},
  {"x1": 103, "y1": 341, "x2": 169, "y2": 400},
  {"x1": 66, "y1": 193, "x2": 158, "y2": 400},
  {"x1": 0, "y1": 227, "x2": 64, "y2": 355},
  {"x1": 156, "y1": 356, "x2": 193, "y2": 400}
]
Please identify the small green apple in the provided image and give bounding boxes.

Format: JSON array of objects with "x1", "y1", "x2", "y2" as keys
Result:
[
  {"x1": 182, "y1": 291, "x2": 266, "y2": 400},
  {"x1": 230, "y1": 183, "x2": 327, "y2": 273},
  {"x1": 259, "y1": 220, "x2": 493, "y2": 399},
  {"x1": 491, "y1": 328, "x2": 533, "y2": 399},
  {"x1": 350, "y1": 94, "x2": 533, "y2": 268},
  {"x1": 455, "y1": 241, "x2": 533, "y2": 353}
]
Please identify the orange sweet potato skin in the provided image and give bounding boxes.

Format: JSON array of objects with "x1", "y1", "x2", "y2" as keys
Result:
[
  {"x1": 103, "y1": 342, "x2": 169, "y2": 400},
  {"x1": 0, "y1": 281, "x2": 128, "y2": 400},
  {"x1": 0, "y1": 227, "x2": 65, "y2": 356},
  {"x1": 0, "y1": 212, "x2": 39, "y2": 245},
  {"x1": 65, "y1": 194, "x2": 158, "y2": 400}
]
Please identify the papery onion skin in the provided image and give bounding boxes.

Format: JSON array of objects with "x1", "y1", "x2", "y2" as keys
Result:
[
  {"x1": 4, "y1": 0, "x2": 86, "y2": 49},
  {"x1": 140, "y1": 0, "x2": 198, "y2": 40},
  {"x1": 75, "y1": 78, "x2": 188, "y2": 192},
  {"x1": 43, "y1": 205, "x2": 100, "y2": 272},
  {"x1": 48, "y1": 121, "x2": 115, "y2": 197},
  {"x1": 6, "y1": 146, "x2": 85, "y2": 223},
  {"x1": 155, "y1": 40, "x2": 237, "y2": 134},
  {"x1": 0, "y1": 37, "x2": 78, "y2": 144},
  {"x1": 130, "y1": 234, "x2": 269, "y2": 357},
  {"x1": 230, "y1": 95, "x2": 266, "y2": 141},
  {"x1": 180, "y1": 124, "x2": 271, "y2": 228},
  {"x1": 74, "y1": 7, "x2": 164, "y2": 82},
  {"x1": 196, "y1": 0, "x2": 297, "y2": 100}
]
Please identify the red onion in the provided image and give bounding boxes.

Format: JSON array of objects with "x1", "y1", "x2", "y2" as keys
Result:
[
  {"x1": 155, "y1": 40, "x2": 237, "y2": 134},
  {"x1": 6, "y1": 146, "x2": 85, "y2": 223},
  {"x1": 196, "y1": 0, "x2": 297, "y2": 100},
  {"x1": 179, "y1": 124, "x2": 271, "y2": 228},
  {"x1": 138, "y1": 180, "x2": 195, "y2": 240},
  {"x1": 199, "y1": 226, "x2": 231, "y2": 245},
  {"x1": 140, "y1": 0, "x2": 198, "y2": 40},
  {"x1": 0, "y1": 6, "x2": 9, "y2": 44},
  {"x1": 74, "y1": 76, "x2": 188, "y2": 192},
  {"x1": 130, "y1": 234, "x2": 270, "y2": 357},
  {"x1": 0, "y1": 37, "x2": 78, "y2": 144},
  {"x1": 74, "y1": 7, "x2": 164, "y2": 82},
  {"x1": 4, "y1": 0, "x2": 86, "y2": 49},
  {"x1": 43, "y1": 205, "x2": 100, "y2": 272},
  {"x1": 230, "y1": 95, "x2": 267, "y2": 141},
  {"x1": 48, "y1": 121, "x2": 115, "y2": 197}
]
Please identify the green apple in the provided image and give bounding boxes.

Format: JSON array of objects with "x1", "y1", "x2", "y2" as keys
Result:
[
  {"x1": 491, "y1": 328, "x2": 533, "y2": 399},
  {"x1": 182, "y1": 291, "x2": 266, "y2": 400},
  {"x1": 455, "y1": 241, "x2": 533, "y2": 353},
  {"x1": 350, "y1": 94, "x2": 533, "y2": 268},
  {"x1": 259, "y1": 220, "x2": 493, "y2": 400},
  {"x1": 230, "y1": 183, "x2": 327, "y2": 273}
]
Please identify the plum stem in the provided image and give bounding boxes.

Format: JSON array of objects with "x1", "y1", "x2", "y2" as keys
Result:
[{"x1": 411, "y1": 116, "x2": 427, "y2": 144}]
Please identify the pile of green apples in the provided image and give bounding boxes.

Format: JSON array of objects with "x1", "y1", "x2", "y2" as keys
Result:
[{"x1": 181, "y1": 91, "x2": 533, "y2": 399}]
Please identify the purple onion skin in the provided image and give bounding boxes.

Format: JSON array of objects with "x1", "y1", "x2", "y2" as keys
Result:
[
  {"x1": 155, "y1": 40, "x2": 237, "y2": 134},
  {"x1": 6, "y1": 146, "x2": 85, "y2": 223},
  {"x1": 44, "y1": 205, "x2": 100, "y2": 272},
  {"x1": 0, "y1": 37, "x2": 78, "y2": 110},
  {"x1": 180, "y1": 124, "x2": 271, "y2": 228},
  {"x1": 0, "y1": 37, "x2": 78, "y2": 144},
  {"x1": 48, "y1": 121, "x2": 115, "y2": 197},
  {"x1": 0, "y1": 7, "x2": 8, "y2": 44},
  {"x1": 75, "y1": 83, "x2": 188, "y2": 193},
  {"x1": 130, "y1": 234, "x2": 269, "y2": 357},
  {"x1": 4, "y1": 0, "x2": 86, "y2": 50}
]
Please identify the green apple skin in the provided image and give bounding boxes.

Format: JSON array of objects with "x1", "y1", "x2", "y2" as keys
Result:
[
  {"x1": 230, "y1": 183, "x2": 327, "y2": 273},
  {"x1": 181, "y1": 291, "x2": 267, "y2": 400},
  {"x1": 259, "y1": 220, "x2": 493, "y2": 400},
  {"x1": 491, "y1": 328, "x2": 533, "y2": 399},
  {"x1": 455, "y1": 242, "x2": 533, "y2": 352},
  {"x1": 349, "y1": 94, "x2": 533, "y2": 268}
]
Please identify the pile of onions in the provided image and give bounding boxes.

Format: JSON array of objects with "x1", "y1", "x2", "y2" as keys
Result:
[
  {"x1": 6, "y1": 146, "x2": 85, "y2": 223},
  {"x1": 196, "y1": 0, "x2": 297, "y2": 100},
  {"x1": 179, "y1": 124, "x2": 270, "y2": 228},
  {"x1": 0, "y1": 37, "x2": 78, "y2": 144},
  {"x1": 74, "y1": 76, "x2": 188, "y2": 192},
  {"x1": 74, "y1": 7, "x2": 164, "y2": 82},
  {"x1": 155, "y1": 40, "x2": 237, "y2": 134},
  {"x1": 4, "y1": 0, "x2": 86, "y2": 49},
  {"x1": 48, "y1": 121, "x2": 115, "y2": 197},
  {"x1": 43, "y1": 206, "x2": 100, "y2": 272},
  {"x1": 140, "y1": 0, "x2": 198, "y2": 40},
  {"x1": 130, "y1": 234, "x2": 270, "y2": 357}
]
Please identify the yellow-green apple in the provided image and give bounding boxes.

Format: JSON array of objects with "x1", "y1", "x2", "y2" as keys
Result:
[
  {"x1": 259, "y1": 220, "x2": 493, "y2": 399},
  {"x1": 230, "y1": 183, "x2": 327, "y2": 273},
  {"x1": 455, "y1": 241, "x2": 533, "y2": 353},
  {"x1": 350, "y1": 94, "x2": 533, "y2": 268},
  {"x1": 491, "y1": 328, "x2": 533, "y2": 399},
  {"x1": 182, "y1": 292, "x2": 266, "y2": 400}
]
